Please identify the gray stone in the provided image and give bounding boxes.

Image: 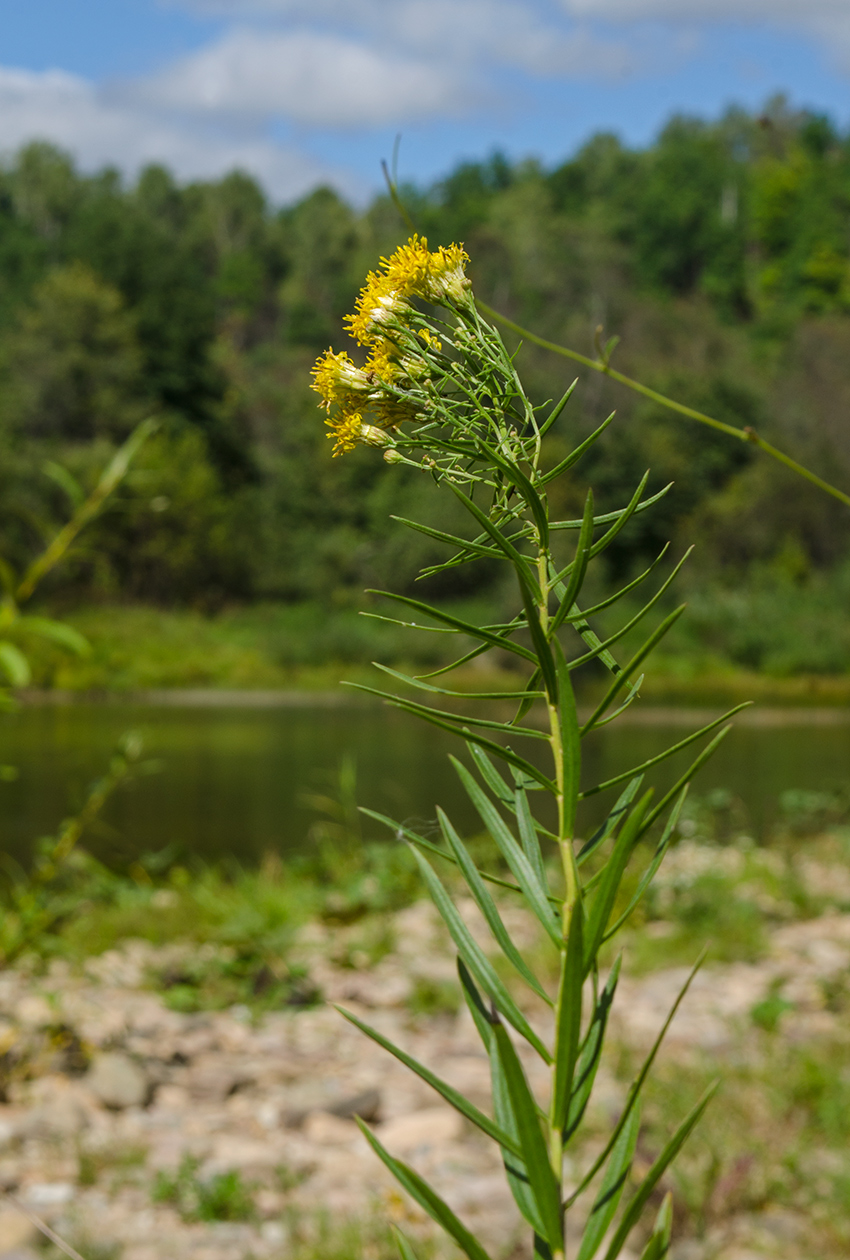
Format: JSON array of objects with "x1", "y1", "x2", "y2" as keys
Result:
[{"x1": 87, "y1": 1052, "x2": 148, "y2": 1109}]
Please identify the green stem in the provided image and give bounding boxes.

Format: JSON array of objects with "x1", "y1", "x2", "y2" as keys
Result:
[{"x1": 478, "y1": 302, "x2": 850, "y2": 510}]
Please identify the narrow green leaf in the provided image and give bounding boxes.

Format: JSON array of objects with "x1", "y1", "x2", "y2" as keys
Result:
[
  {"x1": 366, "y1": 589, "x2": 537, "y2": 665},
  {"x1": 549, "y1": 482, "x2": 672, "y2": 531},
  {"x1": 638, "y1": 1193, "x2": 673, "y2": 1260},
  {"x1": 538, "y1": 377, "x2": 579, "y2": 440},
  {"x1": 576, "y1": 1103, "x2": 641, "y2": 1260},
  {"x1": 18, "y1": 615, "x2": 89, "y2": 655},
  {"x1": 559, "y1": 547, "x2": 669, "y2": 622},
  {"x1": 453, "y1": 757, "x2": 561, "y2": 943},
  {"x1": 602, "y1": 1084, "x2": 718, "y2": 1260},
  {"x1": 540, "y1": 409, "x2": 613, "y2": 480},
  {"x1": 568, "y1": 607, "x2": 622, "y2": 677},
  {"x1": 554, "y1": 641, "x2": 581, "y2": 837},
  {"x1": 567, "y1": 955, "x2": 705, "y2": 1206},
  {"x1": 408, "y1": 844, "x2": 552, "y2": 1062},
  {"x1": 493, "y1": 1022, "x2": 563, "y2": 1250},
  {"x1": 390, "y1": 515, "x2": 502, "y2": 559},
  {"x1": 360, "y1": 807, "x2": 554, "y2": 902},
  {"x1": 344, "y1": 681, "x2": 548, "y2": 740},
  {"x1": 356, "y1": 1120, "x2": 493, "y2": 1260},
  {"x1": 336, "y1": 1004, "x2": 522, "y2": 1156},
  {"x1": 513, "y1": 666, "x2": 543, "y2": 725},
  {"x1": 549, "y1": 490, "x2": 594, "y2": 636},
  {"x1": 0, "y1": 642, "x2": 31, "y2": 687},
  {"x1": 445, "y1": 482, "x2": 542, "y2": 598},
  {"x1": 459, "y1": 960, "x2": 548, "y2": 1238},
  {"x1": 470, "y1": 744, "x2": 515, "y2": 808},
  {"x1": 438, "y1": 809, "x2": 552, "y2": 1005},
  {"x1": 565, "y1": 957, "x2": 621, "y2": 1141},
  {"x1": 568, "y1": 550, "x2": 693, "y2": 671},
  {"x1": 392, "y1": 1226, "x2": 420, "y2": 1260},
  {"x1": 551, "y1": 899, "x2": 584, "y2": 1133},
  {"x1": 639, "y1": 728, "x2": 731, "y2": 834},
  {"x1": 580, "y1": 608, "x2": 686, "y2": 734},
  {"x1": 581, "y1": 704, "x2": 751, "y2": 798},
  {"x1": 514, "y1": 785, "x2": 548, "y2": 890},
  {"x1": 519, "y1": 576, "x2": 559, "y2": 702},
  {"x1": 372, "y1": 662, "x2": 545, "y2": 702},
  {"x1": 43, "y1": 460, "x2": 85, "y2": 508},
  {"x1": 603, "y1": 788, "x2": 688, "y2": 941},
  {"x1": 585, "y1": 473, "x2": 655, "y2": 562},
  {"x1": 584, "y1": 793, "x2": 652, "y2": 969},
  {"x1": 476, "y1": 439, "x2": 551, "y2": 546},
  {"x1": 577, "y1": 777, "x2": 644, "y2": 866},
  {"x1": 594, "y1": 675, "x2": 644, "y2": 728}
]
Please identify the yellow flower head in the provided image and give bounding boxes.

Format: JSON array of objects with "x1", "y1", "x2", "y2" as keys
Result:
[
  {"x1": 345, "y1": 272, "x2": 411, "y2": 346},
  {"x1": 344, "y1": 235, "x2": 470, "y2": 346},
  {"x1": 311, "y1": 349, "x2": 371, "y2": 410},
  {"x1": 326, "y1": 410, "x2": 365, "y2": 456},
  {"x1": 365, "y1": 338, "x2": 399, "y2": 383}
]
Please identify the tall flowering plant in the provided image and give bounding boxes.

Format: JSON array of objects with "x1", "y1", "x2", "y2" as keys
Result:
[{"x1": 312, "y1": 239, "x2": 745, "y2": 1260}]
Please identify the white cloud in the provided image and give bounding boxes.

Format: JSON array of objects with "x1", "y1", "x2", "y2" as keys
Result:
[
  {"x1": 164, "y1": 0, "x2": 639, "y2": 80},
  {"x1": 133, "y1": 28, "x2": 467, "y2": 126},
  {"x1": 0, "y1": 66, "x2": 343, "y2": 201}
]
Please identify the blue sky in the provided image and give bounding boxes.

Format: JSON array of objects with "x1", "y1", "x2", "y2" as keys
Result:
[{"x1": 0, "y1": 0, "x2": 848, "y2": 203}]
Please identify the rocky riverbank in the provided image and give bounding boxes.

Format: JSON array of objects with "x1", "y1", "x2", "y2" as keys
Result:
[{"x1": 0, "y1": 888, "x2": 847, "y2": 1260}]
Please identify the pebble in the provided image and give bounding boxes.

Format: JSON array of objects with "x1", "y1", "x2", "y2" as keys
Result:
[{"x1": 87, "y1": 1052, "x2": 148, "y2": 1109}]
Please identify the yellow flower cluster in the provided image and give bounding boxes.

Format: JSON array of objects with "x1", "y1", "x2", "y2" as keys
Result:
[{"x1": 311, "y1": 235, "x2": 469, "y2": 455}]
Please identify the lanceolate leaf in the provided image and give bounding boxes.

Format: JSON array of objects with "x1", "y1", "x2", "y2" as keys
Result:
[
  {"x1": 0, "y1": 642, "x2": 30, "y2": 687},
  {"x1": 366, "y1": 589, "x2": 537, "y2": 664},
  {"x1": 492, "y1": 1022, "x2": 563, "y2": 1250},
  {"x1": 372, "y1": 662, "x2": 545, "y2": 702},
  {"x1": 577, "y1": 777, "x2": 644, "y2": 866},
  {"x1": 356, "y1": 1120, "x2": 494, "y2": 1260},
  {"x1": 408, "y1": 844, "x2": 552, "y2": 1062},
  {"x1": 540, "y1": 409, "x2": 613, "y2": 480},
  {"x1": 583, "y1": 793, "x2": 653, "y2": 970},
  {"x1": 549, "y1": 490, "x2": 594, "y2": 637},
  {"x1": 565, "y1": 957, "x2": 621, "y2": 1141},
  {"x1": 640, "y1": 728, "x2": 732, "y2": 834},
  {"x1": 603, "y1": 788, "x2": 688, "y2": 941},
  {"x1": 453, "y1": 758, "x2": 561, "y2": 943},
  {"x1": 581, "y1": 704, "x2": 750, "y2": 798},
  {"x1": 601, "y1": 1084, "x2": 719, "y2": 1260},
  {"x1": 580, "y1": 608, "x2": 686, "y2": 734},
  {"x1": 537, "y1": 377, "x2": 579, "y2": 440},
  {"x1": 550, "y1": 899, "x2": 584, "y2": 1134},
  {"x1": 459, "y1": 961, "x2": 549, "y2": 1239},
  {"x1": 549, "y1": 482, "x2": 672, "y2": 532},
  {"x1": 514, "y1": 785, "x2": 548, "y2": 890},
  {"x1": 390, "y1": 515, "x2": 502, "y2": 560},
  {"x1": 445, "y1": 482, "x2": 542, "y2": 597},
  {"x1": 576, "y1": 1103, "x2": 641, "y2": 1260},
  {"x1": 567, "y1": 550, "x2": 693, "y2": 671},
  {"x1": 639, "y1": 1194, "x2": 673, "y2": 1260},
  {"x1": 567, "y1": 955, "x2": 706, "y2": 1205},
  {"x1": 392, "y1": 1227, "x2": 420, "y2": 1260},
  {"x1": 336, "y1": 1004, "x2": 522, "y2": 1157},
  {"x1": 439, "y1": 809, "x2": 552, "y2": 1004},
  {"x1": 554, "y1": 642, "x2": 580, "y2": 838},
  {"x1": 344, "y1": 681, "x2": 549, "y2": 741}
]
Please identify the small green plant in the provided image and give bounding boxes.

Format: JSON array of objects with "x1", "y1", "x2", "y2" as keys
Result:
[
  {"x1": 152, "y1": 1154, "x2": 256, "y2": 1222},
  {"x1": 313, "y1": 236, "x2": 748, "y2": 1258}
]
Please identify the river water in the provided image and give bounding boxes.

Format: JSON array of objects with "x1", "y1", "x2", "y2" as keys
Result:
[{"x1": 0, "y1": 698, "x2": 848, "y2": 867}]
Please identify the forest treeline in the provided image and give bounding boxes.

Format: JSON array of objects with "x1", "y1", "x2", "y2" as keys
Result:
[{"x1": 1, "y1": 96, "x2": 849, "y2": 655}]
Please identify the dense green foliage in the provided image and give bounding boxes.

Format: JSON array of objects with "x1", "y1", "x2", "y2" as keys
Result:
[{"x1": 1, "y1": 96, "x2": 849, "y2": 671}]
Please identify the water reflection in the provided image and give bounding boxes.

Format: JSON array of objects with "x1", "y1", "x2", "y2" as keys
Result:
[{"x1": 0, "y1": 700, "x2": 847, "y2": 867}]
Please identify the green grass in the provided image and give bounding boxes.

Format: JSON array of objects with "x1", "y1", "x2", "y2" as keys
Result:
[
  {"x1": 16, "y1": 592, "x2": 850, "y2": 698},
  {"x1": 152, "y1": 1154, "x2": 257, "y2": 1222}
]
